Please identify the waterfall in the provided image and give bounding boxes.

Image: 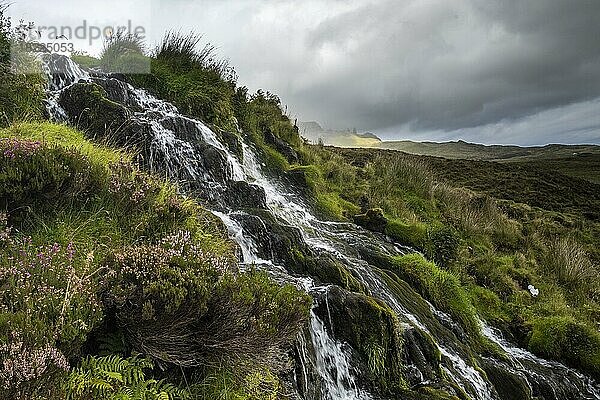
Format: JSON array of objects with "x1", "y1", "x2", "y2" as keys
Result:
[{"x1": 41, "y1": 54, "x2": 600, "y2": 400}]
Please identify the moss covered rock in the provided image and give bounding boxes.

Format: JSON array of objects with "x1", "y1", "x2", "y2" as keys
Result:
[
  {"x1": 385, "y1": 219, "x2": 428, "y2": 249},
  {"x1": 383, "y1": 254, "x2": 481, "y2": 343},
  {"x1": 300, "y1": 255, "x2": 365, "y2": 293},
  {"x1": 353, "y1": 208, "x2": 388, "y2": 233},
  {"x1": 480, "y1": 358, "x2": 532, "y2": 400},
  {"x1": 314, "y1": 286, "x2": 406, "y2": 394},
  {"x1": 59, "y1": 82, "x2": 137, "y2": 141}
]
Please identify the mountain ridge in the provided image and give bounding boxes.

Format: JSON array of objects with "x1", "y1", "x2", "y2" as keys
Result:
[{"x1": 372, "y1": 139, "x2": 600, "y2": 161}]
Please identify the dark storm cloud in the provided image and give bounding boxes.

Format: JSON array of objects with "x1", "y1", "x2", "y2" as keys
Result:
[{"x1": 292, "y1": 0, "x2": 600, "y2": 134}]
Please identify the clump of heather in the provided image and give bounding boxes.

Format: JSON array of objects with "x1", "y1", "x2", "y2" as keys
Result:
[
  {"x1": 0, "y1": 331, "x2": 69, "y2": 395},
  {"x1": 0, "y1": 137, "x2": 42, "y2": 159},
  {"x1": 108, "y1": 159, "x2": 160, "y2": 204},
  {"x1": 0, "y1": 224, "x2": 103, "y2": 396},
  {"x1": 104, "y1": 230, "x2": 310, "y2": 371},
  {"x1": 0, "y1": 212, "x2": 10, "y2": 245},
  {"x1": 106, "y1": 230, "x2": 235, "y2": 318},
  {"x1": 0, "y1": 239, "x2": 102, "y2": 343},
  {"x1": 0, "y1": 139, "x2": 103, "y2": 213}
]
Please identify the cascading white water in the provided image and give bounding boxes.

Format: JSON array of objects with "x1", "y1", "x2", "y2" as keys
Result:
[
  {"x1": 42, "y1": 54, "x2": 90, "y2": 122},
  {"x1": 42, "y1": 55, "x2": 600, "y2": 400},
  {"x1": 310, "y1": 310, "x2": 372, "y2": 400},
  {"x1": 481, "y1": 323, "x2": 600, "y2": 399}
]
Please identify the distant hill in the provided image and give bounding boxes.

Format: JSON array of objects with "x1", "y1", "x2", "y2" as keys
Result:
[
  {"x1": 372, "y1": 139, "x2": 600, "y2": 161},
  {"x1": 371, "y1": 139, "x2": 600, "y2": 184},
  {"x1": 298, "y1": 121, "x2": 382, "y2": 147}
]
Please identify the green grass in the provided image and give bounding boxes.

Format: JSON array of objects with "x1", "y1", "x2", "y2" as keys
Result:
[
  {"x1": 529, "y1": 316, "x2": 600, "y2": 378},
  {"x1": 1, "y1": 122, "x2": 130, "y2": 164},
  {"x1": 71, "y1": 54, "x2": 100, "y2": 69}
]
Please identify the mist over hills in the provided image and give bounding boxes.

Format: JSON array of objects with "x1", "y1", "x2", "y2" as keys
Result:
[{"x1": 298, "y1": 121, "x2": 381, "y2": 147}]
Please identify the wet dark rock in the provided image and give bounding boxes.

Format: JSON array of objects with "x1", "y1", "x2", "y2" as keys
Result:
[
  {"x1": 195, "y1": 142, "x2": 231, "y2": 183},
  {"x1": 43, "y1": 53, "x2": 87, "y2": 90},
  {"x1": 298, "y1": 254, "x2": 365, "y2": 293},
  {"x1": 217, "y1": 129, "x2": 243, "y2": 160},
  {"x1": 286, "y1": 168, "x2": 311, "y2": 190},
  {"x1": 402, "y1": 326, "x2": 442, "y2": 386},
  {"x1": 353, "y1": 208, "x2": 388, "y2": 233},
  {"x1": 93, "y1": 77, "x2": 138, "y2": 107},
  {"x1": 160, "y1": 115, "x2": 200, "y2": 142},
  {"x1": 264, "y1": 128, "x2": 299, "y2": 163},
  {"x1": 232, "y1": 210, "x2": 310, "y2": 269},
  {"x1": 289, "y1": 327, "x2": 326, "y2": 400},
  {"x1": 59, "y1": 82, "x2": 150, "y2": 148},
  {"x1": 223, "y1": 181, "x2": 267, "y2": 210},
  {"x1": 480, "y1": 358, "x2": 532, "y2": 400}
]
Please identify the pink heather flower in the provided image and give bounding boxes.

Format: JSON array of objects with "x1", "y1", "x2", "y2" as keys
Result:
[{"x1": 66, "y1": 242, "x2": 75, "y2": 261}]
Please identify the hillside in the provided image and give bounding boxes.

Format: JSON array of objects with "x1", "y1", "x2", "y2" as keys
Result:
[
  {"x1": 373, "y1": 139, "x2": 600, "y2": 161},
  {"x1": 372, "y1": 140, "x2": 600, "y2": 184}
]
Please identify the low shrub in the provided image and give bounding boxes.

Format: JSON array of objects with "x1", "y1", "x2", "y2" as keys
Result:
[
  {"x1": 105, "y1": 231, "x2": 310, "y2": 370},
  {"x1": 0, "y1": 137, "x2": 106, "y2": 214},
  {"x1": 0, "y1": 231, "x2": 103, "y2": 397},
  {"x1": 426, "y1": 225, "x2": 460, "y2": 267}
]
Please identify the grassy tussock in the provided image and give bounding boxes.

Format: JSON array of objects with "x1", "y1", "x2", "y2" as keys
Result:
[
  {"x1": 542, "y1": 237, "x2": 600, "y2": 298},
  {"x1": 155, "y1": 31, "x2": 236, "y2": 82},
  {"x1": 99, "y1": 31, "x2": 149, "y2": 74}
]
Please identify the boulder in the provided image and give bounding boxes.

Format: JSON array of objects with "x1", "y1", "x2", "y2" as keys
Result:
[
  {"x1": 353, "y1": 208, "x2": 388, "y2": 233},
  {"x1": 93, "y1": 77, "x2": 138, "y2": 107},
  {"x1": 480, "y1": 358, "x2": 532, "y2": 400},
  {"x1": 217, "y1": 129, "x2": 243, "y2": 160},
  {"x1": 232, "y1": 210, "x2": 310, "y2": 270},
  {"x1": 59, "y1": 82, "x2": 141, "y2": 144},
  {"x1": 223, "y1": 181, "x2": 267, "y2": 210}
]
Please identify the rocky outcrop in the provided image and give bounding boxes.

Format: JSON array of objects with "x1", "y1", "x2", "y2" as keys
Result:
[
  {"x1": 223, "y1": 181, "x2": 267, "y2": 210},
  {"x1": 59, "y1": 82, "x2": 143, "y2": 146},
  {"x1": 217, "y1": 129, "x2": 243, "y2": 160},
  {"x1": 264, "y1": 128, "x2": 299, "y2": 163}
]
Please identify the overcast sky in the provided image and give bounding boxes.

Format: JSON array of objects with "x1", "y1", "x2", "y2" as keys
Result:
[{"x1": 7, "y1": 0, "x2": 600, "y2": 145}]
